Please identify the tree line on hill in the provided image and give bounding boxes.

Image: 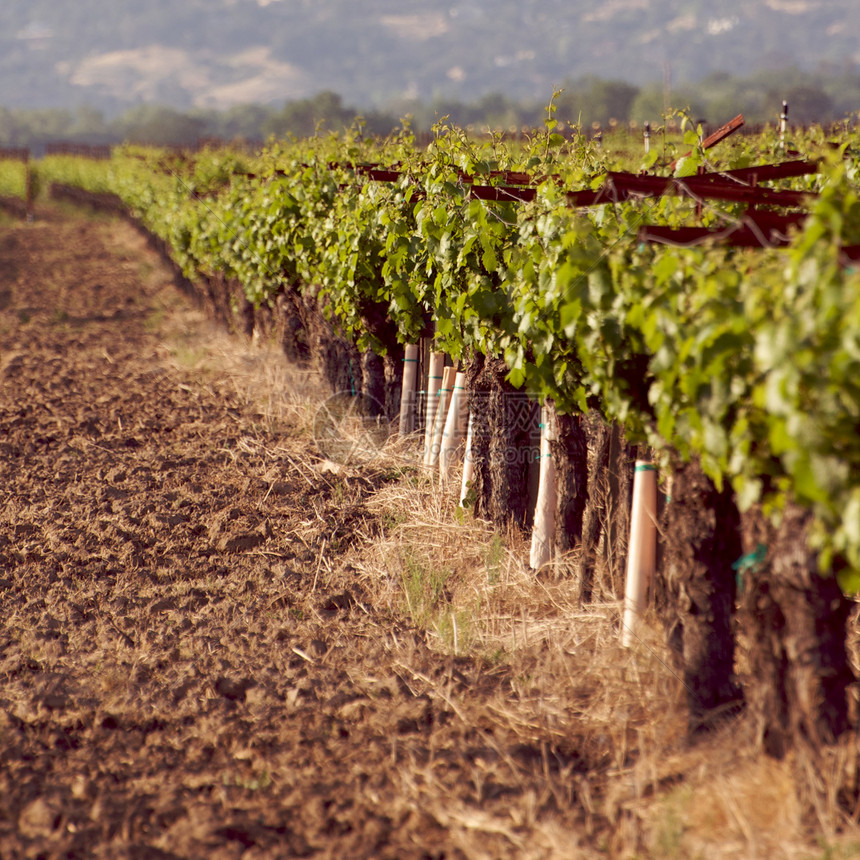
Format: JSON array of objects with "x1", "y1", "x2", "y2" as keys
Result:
[{"x1": 1, "y1": 67, "x2": 857, "y2": 151}]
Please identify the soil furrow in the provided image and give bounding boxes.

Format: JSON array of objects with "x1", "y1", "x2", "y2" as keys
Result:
[{"x1": 0, "y1": 210, "x2": 594, "y2": 859}]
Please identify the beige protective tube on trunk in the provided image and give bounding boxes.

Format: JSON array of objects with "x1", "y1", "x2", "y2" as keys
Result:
[
  {"x1": 459, "y1": 411, "x2": 474, "y2": 506},
  {"x1": 529, "y1": 406, "x2": 557, "y2": 570},
  {"x1": 398, "y1": 344, "x2": 420, "y2": 436},
  {"x1": 439, "y1": 371, "x2": 467, "y2": 482},
  {"x1": 422, "y1": 352, "x2": 445, "y2": 465},
  {"x1": 428, "y1": 366, "x2": 456, "y2": 469},
  {"x1": 622, "y1": 461, "x2": 658, "y2": 647}
]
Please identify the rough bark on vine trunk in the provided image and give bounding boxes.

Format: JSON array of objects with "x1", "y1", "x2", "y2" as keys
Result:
[
  {"x1": 301, "y1": 294, "x2": 362, "y2": 397},
  {"x1": 546, "y1": 404, "x2": 588, "y2": 555},
  {"x1": 465, "y1": 353, "x2": 535, "y2": 528},
  {"x1": 196, "y1": 271, "x2": 254, "y2": 338},
  {"x1": 577, "y1": 414, "x2": 611, "y2": 604},
  {"x1": 605, "y1": 427, "x2": 633, "y2": 595},
  {"x1": 741, "y1": 504, "x2": 854, "y2": 759},
  {"x1": 660, "y1": 458, "x2": 742, "y2": 732},
  {"x1": 465, "y1": 353, "x2": 492, "y2": 518},
  {"x1": 360, "y1": 349, "x2": 386, "y2": 418},
  {"x1": 275, "y1": 291, "x2": 311, "y2": 365},
  {"x1": 383, "y1": 350, "x2": 404, "y2": 423}
]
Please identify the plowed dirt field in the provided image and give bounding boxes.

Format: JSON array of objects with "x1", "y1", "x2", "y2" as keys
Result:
[{"x1": 0, "y1": 208, "x2": 598, "y2": 859}]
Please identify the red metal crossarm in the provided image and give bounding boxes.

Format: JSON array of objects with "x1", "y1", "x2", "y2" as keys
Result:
[
  {"x1": 701, "y1": 114, "x2": 745, "y2": 150},
  {"x1": 566, "y1": 186, "x2": 620, "y2": 206},
  {"x1": 699, "y1": 160, "x2": 819, "y2": 185},
  {"x1": 321, "y1": 159, "x2": 818, "y2": 211},
  {"x1": 329, "y1": 162, "x2": 543, "y2": 188},
  {"x1": 597, "y1": 171, "x2": 814, "y2": 207},
  {"x1": 639, "y1": 210, "x2": 807, "y2": 249},
  {"x1": 235, "y1": 168, "x2": 289, "y2": 179},
  {"x1": 0, "y1": 147, "x2": 30, "y2": 163},
  {"x1": 743, "y1": 209, "x2": 807, "y2": 236},
  {"x1": 639, "y1": 225, "x2": 789, "y2": 248},
  {"x1": 671, "y1": 114, "x2": 745, "y2": 167},
  {"x1": 469, "y1": 185, "x2": 537, "y2": 202},
  {"x1": 44, "y1": 142, "x2": 112, "y2": 160},
  {"x1": 361, "y1": 168, "x2": 403, "y2": 182},
  {"x1": 638, "y1": 224, "x2": 792, "y2": 249},
  {"x1": 247, "y1": 158, "x2": 820, "y2": 238},
  {"x1": 347, "y1": 163, "x2": 816, "y2": 209},
  {"x1": 470, "y1": 170, "x2": 534, "y2": 186},
  {"x1": 306, "y1": 154, "x2": 834, "y2": 258},
  {"x1": 684, "y1": 180, "x2": 812, "y2": 207},
  {"x1": 639, "y1": 224, "x2": 753, "y2": 247}
]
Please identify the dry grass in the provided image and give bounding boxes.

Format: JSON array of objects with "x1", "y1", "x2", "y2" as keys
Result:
[
  {"x1": 352, "y1": 464, "x2": 860, "y2": 858},
  {"x1": 151, "y1": 293, "x2": 325, "y2": 439},
  {"x1": 127, "y1": 263, "x2": 860, "y2": 858},
  {"x1": 11, "y1": 208, "x2": 860, "y2": 856}
]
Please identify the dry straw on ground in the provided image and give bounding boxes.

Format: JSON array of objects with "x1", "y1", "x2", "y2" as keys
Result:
[
  {"x1": 205, "y1": 316, "x2": 860, "y2": 859},
  {"x1": 6, "y1": 209, "x2": 858, "y2": 857}
]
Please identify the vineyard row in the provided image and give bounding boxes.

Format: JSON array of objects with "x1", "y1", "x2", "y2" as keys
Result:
[
  {"x1": 0, "y1": 124, "x2": 858, "y2": 576},
  {"x1": 3, "y1": 118, "x2": 860, "y2": 745}
]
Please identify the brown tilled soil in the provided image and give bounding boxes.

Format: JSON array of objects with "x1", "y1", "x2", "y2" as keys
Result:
[{"x1": 0, "y1": 207, "x2": 608, "y2": 859}]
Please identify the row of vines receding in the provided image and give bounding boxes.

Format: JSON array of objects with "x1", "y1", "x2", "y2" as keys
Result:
[{"x1": 7, "y1": 110, "x2": 860, "y2": 757}]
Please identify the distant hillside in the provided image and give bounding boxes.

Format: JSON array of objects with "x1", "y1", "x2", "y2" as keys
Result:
[{"x1": 1, "y1": 0, "x2": 858, "y2": 114}]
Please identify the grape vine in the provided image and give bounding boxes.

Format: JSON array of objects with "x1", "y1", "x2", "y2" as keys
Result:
[{"x1": 38, "y1": 121, "x2": 860, "y2": 580}]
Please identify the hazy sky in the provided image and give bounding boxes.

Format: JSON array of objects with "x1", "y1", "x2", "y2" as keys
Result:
[{"x1": 3, "y1": 0, "x2": 859, "y2": 111}]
